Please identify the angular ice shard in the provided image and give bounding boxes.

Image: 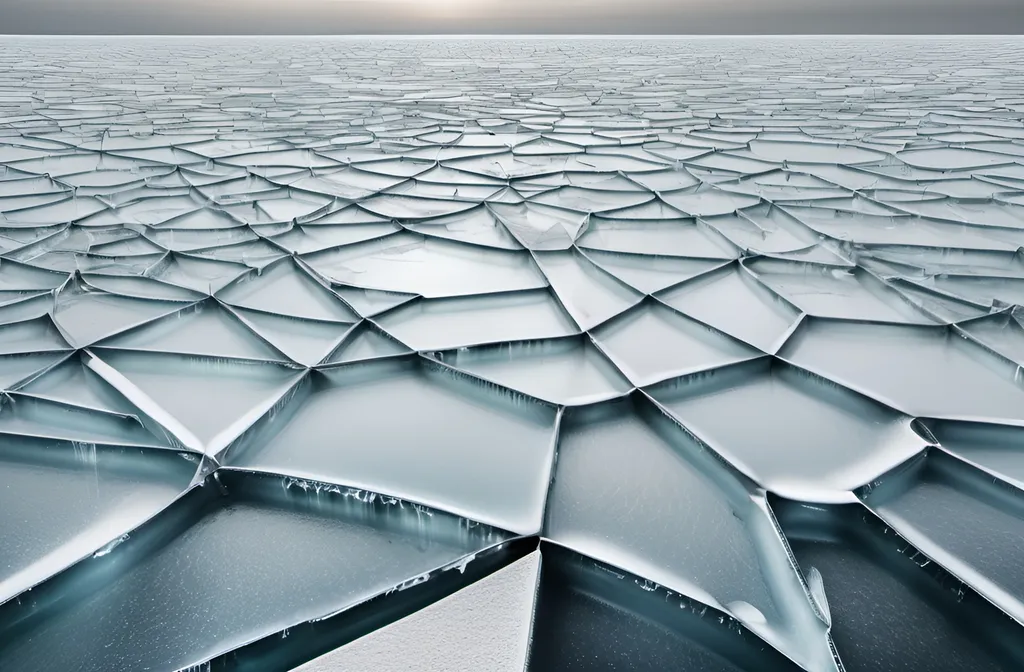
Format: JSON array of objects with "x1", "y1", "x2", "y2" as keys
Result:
[
  {"x1": 657, "y1": 263, "x2": 801, "y2": 353},
  {"x1": 226, "y1": 357, "x2": 557, "y2": 535},
  {"x1": 0, "y1": 440, "x2": 196, "y2": 605},
  {"x1": 777, "y1": 499, "x2": 1024, "y2": 672},
  {"x1": 649, "y1": 358, "x2": 927, "y2": 502},
  {"x1": 292, "y1": 551, "x2": 539, "y2": 672},
  {"x1": 528, "y1": 543, "x2": 805, "y2": 672},
  {"x1": 545, "y1": 396, "x2": 838, "y2": 672},
  {"x1": 0, "y1": 470, "x2": 506, "y2": 672},
  {"x1": 860, "y1": 449, "x2": 1024, "y2": 625},
  {"x1": 779, "y1": 319, "x2": 1024, "y2": 424}
]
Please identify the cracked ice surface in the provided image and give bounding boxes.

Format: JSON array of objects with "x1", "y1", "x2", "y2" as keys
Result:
[{"x1": 2, "y1": 36, "x2": 1024, "y2": 671}]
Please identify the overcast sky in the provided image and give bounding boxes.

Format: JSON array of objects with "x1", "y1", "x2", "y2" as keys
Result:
[{"x1": 3, "y1": 0, "x2": 1022, "y2": 35}]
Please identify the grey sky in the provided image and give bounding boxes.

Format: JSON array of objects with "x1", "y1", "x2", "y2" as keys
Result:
[{"x1": 2, "y1": 0, "x2": 1022, "y2": 34}]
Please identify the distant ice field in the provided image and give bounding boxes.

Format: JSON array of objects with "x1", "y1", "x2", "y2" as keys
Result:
[{"x1": 0, "y1": 37, "x2": 1024, "y2": 672}]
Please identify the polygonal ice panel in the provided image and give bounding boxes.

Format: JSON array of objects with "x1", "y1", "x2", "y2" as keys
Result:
[
  {"x1": 14, "y1": 354, "x2": 139, "y2": 415},
  {"x1": 375, "y1": 290, "x2": 579, "y2": 351},
  {"x1": 405, "y1": 206, "x2": 522, "y2": 250},
  {"x1": 143, "y1": 252, "x2": 249, "y2": 294},
  {"x1": 545, "y1": 396, "x2": 837, "y2": 672},
  {"x1": 533, "y1": 249, "x2": 643, "y2": 330},
  {"x1": 649, "y1": 358, "x2": 927, "y2": 502},
  {"x1": 0, "y1": 440, "x2": 195, "y2": 604},
  {"x1": 577, "y1": 215, "x2": 736, "y2": 259},
  {"x1": 87, "y1": 350, "x2": 304, "y2": 454},
  {"x1": 324, "y1": 321, "x2": 411, "y2": 364},
  {"x1": 583, "y1": 249, "x2": 728, "y2": 294},
  {"x1": 226, "y1": 357, "x2": 557, "y2": 535},
  {"x1": 430, "y1": 335, "x2": 633, "y2": 406},
  {"x1": 592, "y1": 299, "x2": 760, "y2": 386},
  {"x1": 0, "y1": 352, "x2": 68, "y2": 390},
  {"x1": 302, "y1": 232, "x2": 547, "y2": 299},
  {"x1": 0, "y1": 392, "x2": 174, "y2": 448},
  {"x1": 0, "y1": 471, "x2": 504, "y2": 672},
  {"x1": 958, "y1": 310, "x2": 1024, "y2": 366},
  {"x1": 746, "y1": 259, "x2": 934, "y2": 324},
  {"x1": 779, "y1": 319, "x2": 1024, "y2": 424},
  {"x1": 657, "y1": 263, "x2": 800, "y2": 353},
  {"x1": 861, "y1": 450, "x2": 1024, "y2": 624},
  {"x1": 489, "y1": 201, "x2": 588, "y2": 250},
  {"x1": 217, "y1": 257, "x2": 358, "y2": 323},
  {"x1": 0, "y1": 315, "x2": 70, "y2": 355},
  {"x1": 777, "y1": 500, "x2": 1024, "y2": 672},
  {"x1": 81, "y1": 273, "x2": 204, "y2": 302},
  {"x1": 922, "y1": 419, "x2": 1024, "y2": 490},
  {"x1": 528, "y1": 543, "x2": 805, "y2": 672},
  {"x1": 52, "y1": 285, "x2": 188, "y2": 348},
  {"x1": 97, "y1": 300, "x2": 288, "y2": 361},
  {"x1": 228, "y1": 305, "x2": 352, "y2": 366}
]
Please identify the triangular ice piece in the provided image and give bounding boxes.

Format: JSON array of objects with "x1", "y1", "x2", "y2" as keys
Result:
[
  {"x1": 98, "y1": 301, "x2": 285, "y2": 361},
  {"x1": 291, "y1": 552, "x2": 540, "y2": 672},
  {"x1": 88, "y1": 350, "x2": 303, "y2": 455},
  {"x1": 232, "y1": 306, "x2": 350, "y2": 366}
]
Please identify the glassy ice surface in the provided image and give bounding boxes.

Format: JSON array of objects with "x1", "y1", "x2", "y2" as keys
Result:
[
  {"x1": 862, "y1": 451, "x2": 1024, "y2": 624},
  {"x1": 2, "y1": 35, "x2": 1024, "y2": 669},
  {"x1": 545, "y1": 398, "x2": 837, "y2": 672},
  {"x1": 0, "y1": 440, "x2": 195, "y2": 604},
  {"x1": 923, "y1": 419, "x2": 1024, "y2": 490},
  {"x1": 228, "y1": 358, "x2": 557, "y2": 534},
  {"x1": 648, "y1": 358, "x2": 927, "y2": 502},
  {"x1": 0, "y1": 472, "x2": 504, "y2": 672},
  {"x1": 777, "y1": 501, "x2": 1024, "y2": 672},
  {"x1": 430, "y1": 336, "x2": 633, "y2": 405},
  {"x1": 779, "y1": 319, "x2": 1024, "y2": 423},
  {"x1": 528, "y1": 543, "x2": 805, "y2": 672}
]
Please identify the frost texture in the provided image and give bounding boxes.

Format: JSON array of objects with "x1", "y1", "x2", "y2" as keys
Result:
[{"x1": 1, "y1": 36, "x2": 1024, "y2": 671}]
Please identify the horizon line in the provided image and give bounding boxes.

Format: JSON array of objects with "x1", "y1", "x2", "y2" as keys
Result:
[{"x1": 3, "y1": 33, "x2": 1023, "y2": 38}]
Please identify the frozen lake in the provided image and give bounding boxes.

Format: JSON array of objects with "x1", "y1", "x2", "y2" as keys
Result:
[{"x1": 1, "y1": 36, "x2": 1024, "y2": 671}]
